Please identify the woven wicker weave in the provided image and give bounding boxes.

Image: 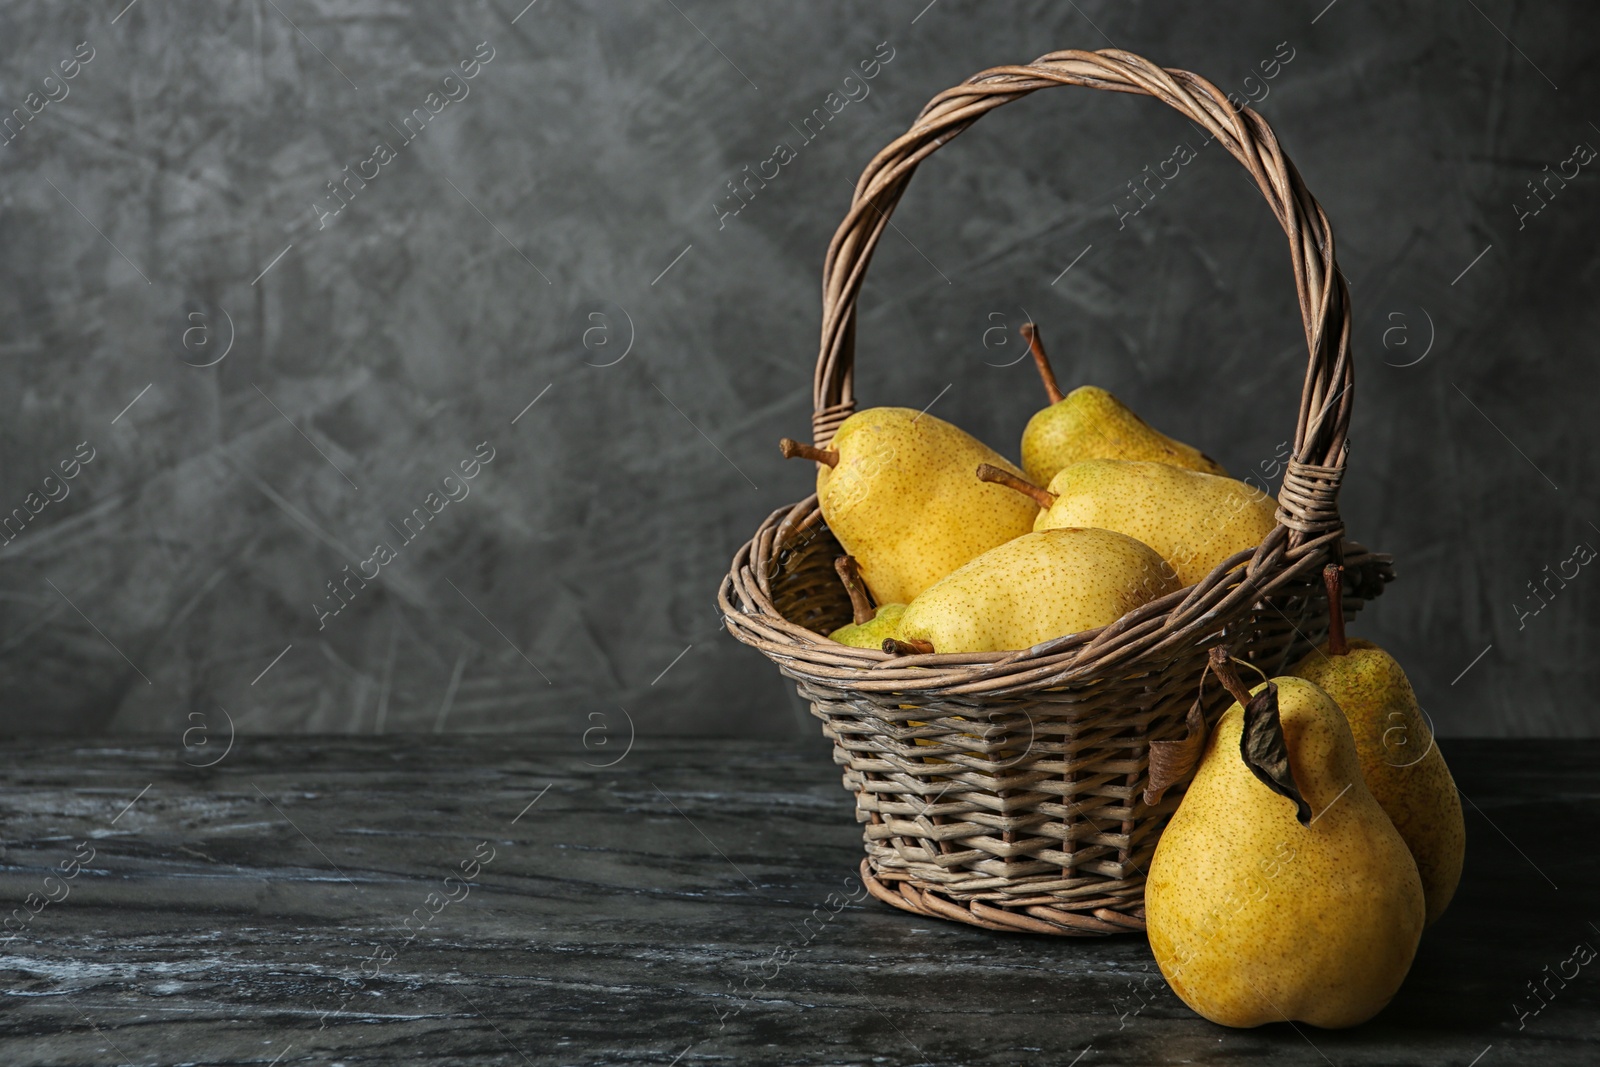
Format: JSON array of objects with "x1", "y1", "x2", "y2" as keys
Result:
[{"x1": 718, "y1": 48, "x2": 1393, "y2": 936}]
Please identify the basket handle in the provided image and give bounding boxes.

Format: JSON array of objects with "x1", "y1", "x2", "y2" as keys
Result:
[{"x1": 811, "y1": 48, "x2": 1352, "y2": 551}]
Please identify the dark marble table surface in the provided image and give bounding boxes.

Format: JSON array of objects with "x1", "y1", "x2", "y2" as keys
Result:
[{"x1": 0, "y1": 735, "x2": 1593, "y2": 1066}]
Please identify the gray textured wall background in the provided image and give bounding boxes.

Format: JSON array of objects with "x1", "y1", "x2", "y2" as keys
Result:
[{"x1": 1, "y1": 1, "x2": 1595, "y2": 739}]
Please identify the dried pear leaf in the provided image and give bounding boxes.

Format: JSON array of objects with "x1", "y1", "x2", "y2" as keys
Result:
[
  {"x1": 1238, "y1": 682, "x2": 1312, "y2": 826},
  {"x1": 1145, "y1": 697, "x2": 1207, "y2": 807}
]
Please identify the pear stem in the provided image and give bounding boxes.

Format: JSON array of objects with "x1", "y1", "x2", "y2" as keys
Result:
[
  {"x1": 1208, "y1": 646, "x2": 1256, "y2": 709},
  {"x1": 834, "y1": 556, "x2": 876, "y2": 626},
  {"x1": 976, "y1": 463, "x2": 1056, "y2": 508},
  {"x1": 883, "y1": 637, "x2": 935, "y2": 656},
  {"x1": 779, "y1": 438, "x2": 839, "y2": 467},
  {"x1": 1021, "y1": 322, "x2": 1064, "y2": 405},
  {"x1": 1322, "y1": 563, "x2": 1348, "y2": 656}
]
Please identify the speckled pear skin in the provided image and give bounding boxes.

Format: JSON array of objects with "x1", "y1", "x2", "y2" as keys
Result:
[
  {"x1": 895, "y1": 528, "x2": 1180, "y2": 654},
  {"x1": 1033, "y1": 459, "x2": 1278, "y2": 587},
  {"x1": 1021, "y1": 385, "x2": 1227, "y2": 486},
  {"x1": 1145, "y1": 677, "x2": 1425, "y2": 1029},
  {"x1": 1289, "y1": 639, "x2": 1465, "y2": 927},
  {"x1": 817, "y1": 408, "x2": 1038, "y2": 605},
  {"x1": 828, "y1": 604, "x2": 907, "y2": 649}
]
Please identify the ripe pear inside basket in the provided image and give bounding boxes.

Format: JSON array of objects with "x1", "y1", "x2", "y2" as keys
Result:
[
  {"x1": 783, "y1": 406, "x2": 1038, "y2": 608},
  {"x1": 892, "y1": 527, "x2": 1180, "y2": 654},
  {"x1": 787, "y1": 326, "x2": 1285, "y2": 655}
]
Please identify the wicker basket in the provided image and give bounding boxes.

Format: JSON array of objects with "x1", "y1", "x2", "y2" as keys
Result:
[{"x1": 718, "y1": 49, "x2": 1393, "y2": 936}]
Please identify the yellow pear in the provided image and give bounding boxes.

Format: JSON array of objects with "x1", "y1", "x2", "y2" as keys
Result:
[
  {"x1": 1288, "y1": 565, "x2": 1465, "y2": 926},
  {"x1": 1145, "y1": 667, "x2": 1425, "y2": 1029},
  {"x1": 889, "y1": 527, "x2": 1179, "y2": 654},
  {"x1": 979, "y1": 459, "x2": 1277, "y2": 587},
  {"x1": 830, "y1": 605, "x2": 906, "y2": 650},
  {"x1": 780, "y1": 408, "x2": 1037, "y2": 605},
  {"x1": 1016, "y1": 324, "x2": 1225, "y2": 485},
  {"x1": 826, "y1": 556, "x2": 907, "y2": 649}
]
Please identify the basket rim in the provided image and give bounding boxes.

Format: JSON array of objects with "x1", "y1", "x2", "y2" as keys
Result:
[{"x1": 719, "y1": 495, "x2": 1392, "y2": 699}]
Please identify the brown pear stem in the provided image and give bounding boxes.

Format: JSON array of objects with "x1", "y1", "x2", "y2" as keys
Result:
[
  {"x1": 834, "y1": 556, "x2": 875, "y2": 626},
  {"x1": 1208, "y1": 646, "x2": 1255, "y2": 709},
  {"x1": 883, "y1": 637, "x2": 935, "y2": 656},
  {"x1": 1322, "y1": 564, "x2": 1348, "y2": 656},
  {"x1": 976, "y1": 463, "x2": 1056, "y2": 508},
  {"x1": 1021, "y1": 322, "x2": 1064, "y2": 405},
  {"x1": 779, "y1": 438, "x2": 839, "y2": 467}
]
